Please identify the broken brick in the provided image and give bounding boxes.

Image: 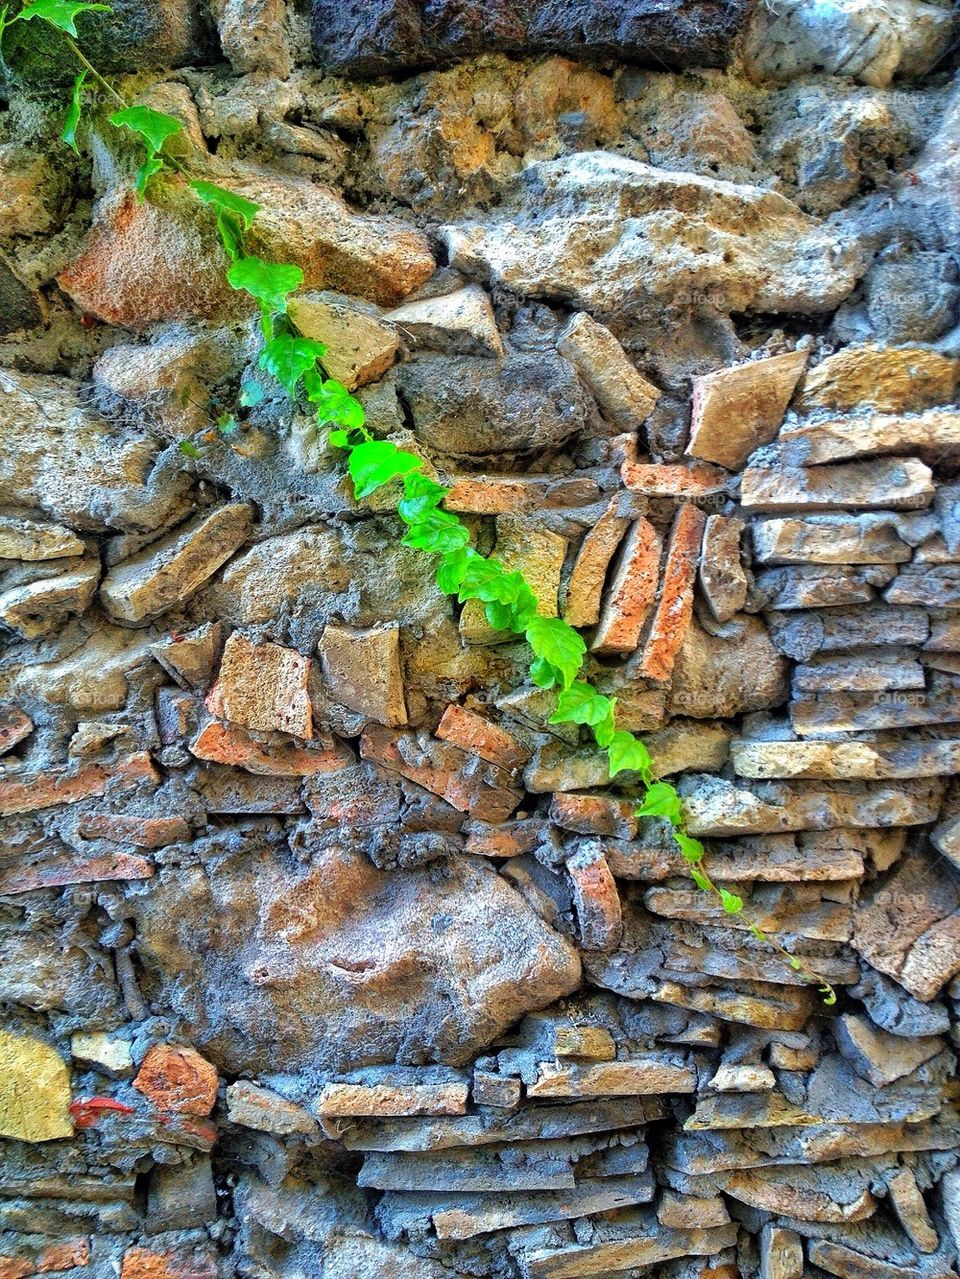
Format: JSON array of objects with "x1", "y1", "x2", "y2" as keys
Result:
[
  {"x1": 591, "y1": 517, "x2": 661, "y2": 655},
  {"x1": 567, "y1": 845, "x2": 622, "y2": 952},
  {"x1": 78, "y1": 814, "x2": 191, "y2": 848},
  {"x1": 0, "y1": 752, "x2": 158, "y2": 818},
  {"x1": 206, "y1": 632, "x2": 313, "y2": 739},
  {"x1": 637, "y1": 503, "x2": 706, "y2": 681},
  {"x1": 563, "y1": 499, "x2": 630, "y2": 630},
  {"x1": 621, "y1": 461, "x2": 729, "y2": 498},
  {"x1": 550, "y1": 792, "x2": 638, "y2": 840},
  {"x1": 133, "y1": 1044, "x2": 218, "y2": 1117},
  {"x1": 436, "y1": 704, "x2": 529, "y2": 771},
  {"x1": 190, "y1": 720, "x2": 354, "y2": 776},
  {"x1": 120, "y1": 1246, "x2": 217, "y2": 1279},
  {"x1": 444, "y1": 474, "x2": 600, "y2": 514},
  {"x1": 0, "y1": 851, "x2": 154, "y2": 895}
]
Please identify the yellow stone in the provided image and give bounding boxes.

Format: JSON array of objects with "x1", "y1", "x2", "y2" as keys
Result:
[{"x1": 0, "y1": 1027, "x2": 72, "y2": 1142}]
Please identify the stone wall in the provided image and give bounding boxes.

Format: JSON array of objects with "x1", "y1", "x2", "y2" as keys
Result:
[{"x1": 1, "y1": 1, "x2": 960, "y2": 1277}]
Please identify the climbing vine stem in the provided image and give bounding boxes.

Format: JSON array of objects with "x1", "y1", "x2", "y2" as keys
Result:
[{"x1": 5, "y1": 0, "x2": 836, "y2": 1006}]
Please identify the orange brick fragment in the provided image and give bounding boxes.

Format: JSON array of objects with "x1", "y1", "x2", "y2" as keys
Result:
[
  {"x1": 567, "y1": 846, "x2": 622, "y2": 951},
  {"x1": 0, "y1": 705, "x2": 32, "y2": 756},
  {"x1": 621, "y1": 461, "x2": 729, "y2": 498},
  {"x1": 563, "y1": 499, "x2": 630, "y2": 629},
  {"x1": 78, "y1": 814, "x2": 191, "y2": 848},
  {"x1": 436, "y1": 704, "x2": 529, "y2": 771},
  {"x1": 120, "y1": 1247, "x2": 217, "y2": 1279},
  {"x1": 591, "y1": 517, "x2": 661, "y2": 655},
  {"x1": 637, "y1": 503, "x2": 706, "y2": 682},
  {"x1": 550, "y1": 792, "x2": 638, "y2": 839},
  {"x1": 37, "y1": 1239, "x2": 90, "y2": 1272},
  {"x1": 206, "y1": 632, "x2": 312, "y2": 739},
  {"x1": 133, "y1": 1044, "x2": 218, "y2": 1117},
  {"x1": 190, "y1": 720, "x2": 353, "y2": 776},
  {"x1": 0, "y1": 852, "x2": 154, "y2": 895},
  {"x1": 0, "y1": 752, "x2": 158, "y2": 818}
]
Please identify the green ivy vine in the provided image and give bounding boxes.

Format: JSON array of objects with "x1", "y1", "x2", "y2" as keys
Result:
[{"x1": 2, "y1": 0, "x2": 836, "y2": 1006}]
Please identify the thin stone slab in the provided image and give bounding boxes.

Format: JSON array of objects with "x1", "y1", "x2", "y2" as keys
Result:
[
  {"x1": 752, "y1": 514, "x2": 916, "y2": 564},
  {"x1": 781, "y1": 409, "x2": 960, "y2": 464},
  {"x1": 732, "y1": 737, "x2": 960, "y2": 781},
  {"x1": 525, "y1": 1056, "x2": 696, "y2": 1098},
  {"x1": 741, "y1": 460, "x2": 934, "y2": 511}
]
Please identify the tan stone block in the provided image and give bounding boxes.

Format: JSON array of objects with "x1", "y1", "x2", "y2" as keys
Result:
[
  {"x1": 133, "y1": 1044, "x2": 218, "y2": 1117},
  {"x1": 591, "y1": 517, "x2": 661, "y2": 655},
  {"x1": 0, "y1": 559, "x2": 99, "y2": 639},
  {"x1": 557, "y1": 311, "x2": 660, "y2": 431},
  {"x1": 384, "y1": 284, "x2": 504, "y2": 357},
  {"x1": 317, "y1": 1080, "x2": 469, "y2": 1117},
  {"x1": 782, "y1": 408, "x2": 960, "y2": 464},
  {"x1": 317, "y1": 622, "x2": 407, "y2": 726},
  {"x1": 741, "y1": 459, "x2": 934, "y2": 511},
  {"x1": 658, "y1": 1191, "x2": 731, "y2": 1230},
  {"x1": 563, "y1": 499, "x2": 630, "y2": 629},
  {"x1": 888, "y1": 1168, "x2": 939, "y2": 1253},
  {"x1": 553, "y1": 1026, "x2": 616, "y2": 1060},
  {"x1": 526, "y1": 1057, "x2": 696, "y2": 1098},
  {"x1": 444, "y1": 474, "x2": 600, "y2": 514},
  {"x1": 689, "y1": 350, "x2": 807, "y2": 470},
  {"x1": 0, "y1": 513, "x2": 84, "y2": 560},
  {"x1": 0, "y1": 1028, "x2": 72, "y2": 1142},
  {"x1": 206, "y1": 632, "x2": 313, "y2": 739},
  {"x1": 699, "y1": 514, "x2": 747, "y2": 622},
  {"x1": 796, "y1": 344, "x2": 959, "y2": 413},
  {"x1": 225, "y1": 1081, "x2": 317, "y2": 1134},
  {"x1": 288, "y1": 295, "x2": 399, "y2": 389},
  {"x1": 460, "y1": 515, "x2": 567, "y2": 644},
  {"x1": 78, "y1": 814, "x2": 191, "y2": 848}
]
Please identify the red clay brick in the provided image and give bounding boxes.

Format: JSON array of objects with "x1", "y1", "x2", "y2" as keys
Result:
[
  {"x1": 443, "y1": 474, "x2": 599, "y2": 514},
  {"x1": 133, "y1": 1044, "x2": 218, "y2": 1117},
  {"x1": 120, "y1": 1247, "x2": 217, "y2": 1279},
  {"x1": 190, "y1": 720, "x2": 353, "y2": 776},
  {"x1": 591, "y1": 517, "x2": 661, "y2": 655},
  {"x1": 567, "y1": 847, "x2": 622, "y2": 951},
  {"x1": 550, "y1": 792, "x2": 638, "y2": 839},
  {"x1": 78, "y1": 815, "x2": 191, "y2": 848},
  {"x1": 0, "y1": 752, "x2": 158, "y2": 818},
  {"x1": 435, "y1": 704, "x2": 529, "y2": 771},
  {"x1": 637, "y1": 504, "x2": 706, "y2": 682},
  {"x1": 0, "y1": 852, "x2": 154, "y2": 896},
  {"x1": 463, "y1": 819, "x2": 552, "y2": 858},
  {"x1": 37, "y1": 1239, "x2": 90, "y2": 1272}
]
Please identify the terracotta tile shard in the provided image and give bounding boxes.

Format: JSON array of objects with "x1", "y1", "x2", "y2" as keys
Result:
[
  {"x1": 567, "y1": 846, "x2": 622, "y2": 951},
  {"x1": 78, "y1": 814, "x2": 191, "y2": 848},
  {"x1": 638, "y1": 504, "x2": 706, "y2": 682},
  {"x1": 0, "y1": 852, "x2": 154, "y2": 895},
  {"x1": 0, "y1": 1237, "x2": 89, "y2": 1279},
  {"x1": 119, "y1": 1246, "x2": 218, "y2": 1279},
  {"x1": 206, "y1": 632, "x2": 313, "y2": 739},
  {"x1": 436, "y1": 704, "x2": 529, "y2": 770},
  {"x1": 591, "y1": 517, "x2": 661, "y2": 655},
  {"x1": 318, "y1": 623, "x2": 407, "y2": 727},
  {"x1": 699, "y1": 515, "x2": 747, "y2": 623},
  {"x1": 359, "y1": 725, "x2": 522, "y2": 823},
  {"x1": 133, "y1": 1044, "x2": 218, "y2": 1117},
  {"x1": 225, "y1": 1081, "x2": 317, "y2": 1135},
  {"x1": 621, "y1": 461, "x2": 729, "y2": 498},
  {"x1": 740, "y1": 459, "x2": 935, "y2": 512},
  {"x1": 688, "y1": 350, "x2": 807, "y2": 470},
  {"x1": 0, "y1": 751, "x2": 158, "y2": 818},
  {"x1": 556, "y1": 311, "x2": 660, "y2": 432},
  {"x1": 563, "y1": 500, "x2": 630, "y2": 629},
  {"x1": 100, "y1": 503, "x2": 252, "y2": 624},
  {"x1": 317, "y1": 1079, "x2": 469, "y2": 1118},
  {"x1": 190, "y1": 721, "x2": 353, "y2": 776},
  {"x1": 462, "y1": 818, "x2": 553, "y2": 858},
  {"x1": 550, "y1": 792, "x2": 638, "y2": 840},
  {"x1": 0, "y1": 705, "x2": 33, "y2": 756},
  {"x1": 444, "y1": 473, "x2": 600, "y2": 514}
]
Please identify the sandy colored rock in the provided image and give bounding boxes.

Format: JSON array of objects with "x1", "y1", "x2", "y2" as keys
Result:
[
  {"x1": 751, "y1": 513, "x2": 915, "y2": 564},
  {"x1": 384, "y1": 285, "x2": 504, "y2": 357},
  {"x1": 134, "y1": 1043, "x2": 218, "y2": 1116},
  {"x1": 150, "y1": 622, "x2": 224, "y2": 691},
  {"x1": 526, "y1": 1057, "x2": 695, "y2": 1099},
  {"x1": 101, "y1": 505, "x2": 251, "y2": 625},
  {"x1": 741, "y1": 459, "x2": 934, "y2": 511},
  {"x1": 444, "y1": 473, "x2": 599, "y2": 515},
  {"x1": 796, "y1": 345, "x2": 958, "y2": 413},
  {"x1": 556, "y1": 311, "x2": 660, "y2": 432},
  {"x1": 0, "y1": 559, "x2": 99, "y2": 639},
  {"x1": 563, "y1": 500, "x2": 630, "y2": 629},
  {"x1": 461, "y1": 516, "x2": 567, "y2": 643},
  {"x1": 0, "y1": 1028, "x2": 72, "y2": 1142},
  {"x1": 206, "y1": 632, "x2": 313, "y2": 739},
  {"x1": 621, "y1": 460, "x2": 729, "y2": 498},
  {"x1": 782, "y1": 409, "x2": 960, "y2": 464},
  {"x1": 317, "y1": 1079, "x2": 469, "y2": 1117},
  {"x1": 0, "y1": 513, "x2": 84, "y2": 560},
  {"x1": 318, "y1": 623, "x2": 407, "y2": 726},
  {"x1": 836, "y1": 1014, "x2": 942, "y2": 1087},
  {"x1": 699, "y1": 515, "x2": 747, "y2": 622},
  {"x1": 669, "y1": 617, "x2": 789, "y2": 719},
  {"x1": 225, "y1": 1080, "x2": 317, "y2": 1134},
  {"x1": 688, "y1": 350, "x2": 807, "y2": 470},
  {"x1": 591, "y1": 517, "x2": 660, "y2": 654},
  {"x1": 288, "y1": 295, "x2": 400, "y2": 389},
  {"x1": 731, "y1": 737, "x2": 960, "y2": 781},
  {"x1": 637, "y1": 504, "x2": 705, "y2": 682}
]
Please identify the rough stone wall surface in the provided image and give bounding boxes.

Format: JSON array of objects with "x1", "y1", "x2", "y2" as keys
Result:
[{"x1": 1, "y1": 2, "x2": 960, "y2": 1278}]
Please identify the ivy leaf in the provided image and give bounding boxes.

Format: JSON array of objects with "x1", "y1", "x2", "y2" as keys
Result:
[
  {"x1": 17, "y1": 0, "x2": 109, "y2": 35},
  {"x1": 110, "y1": 104, "x2": 183, "y2": 156},
  {"x1": 436, "y1": 548, "x2": 472, "y2": 594},
  {"x1": 402, "y1": 510, "x2": 471, "y2": 554},
  {"x1": 524, "y1": 615, "x2": 584, "y2": 691},
  {"x1": 820, "y1": 985, "x2": 837, "y2": 1006},
  {"x1": 178, "y1": 440, "x2": 201, "y2": 458},
  {"x1": 226, "y1": 256, "x2": 303, "y2": 313},
  {"x1": 258, "y1": 333, "x2": 327, "y2": 397},
  {"x1": 636, "y1": 781, "x2": 683, "y2": 825},
  {"x1": 719, "y1": 888, "x2": 743, "y2": 914},
  {"x1": 398, "y1": 472, "x2": 448, "y2": 524},
  {"x1": 607, "y1": 730, "x2": 652, "y2": 780},
  {"x1": 673, "y1": 831, "x2": 705, "y2": 864},
  {"x1": 529, "y1": 656, "x2": 561, "y2": 689},
  {"x1": 134, "y1": 154, "x2": 163, "y2": 199},
  {"x1": 306, "y1": 375, "x2": 365, "y2": 429},
  {"x1": 348, "y1": 439, "x2": 421, "y2": 499},
  {"x1": 690, "y1": 865, "x2": 712, "y2": 892},
  {"x1": 239, "y1": 377, "x2": 264, "y2": 407},
  {"x1": 61, "y1": 69, "x2": 85, "y2": 153},
  {"x1": 549, "y1": 682, "x2": 617, "y2": 737},
  {"x1": 188, "y1": 179, "x2": 260, "y2": 230},
  {"x1": 458, "y1": 558, "x2": 511, "y2": 604}
]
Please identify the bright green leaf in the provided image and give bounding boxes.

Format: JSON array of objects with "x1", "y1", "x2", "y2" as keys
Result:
[
  {"x1": 436, "y1": 548, "x2": 472, "y2": 594},
  {"x1": 690, "y1": 865, "x2": 712, "y2": 892},
  {"x1": 307, "y1": 375, "x2": 365, "y2": 429},
  {"x1": 636, "y1": 781, "x2": 683, "y2": 824},
  {"x1": 549, "y1": 681, "x2": 616, "y2": 735},
  {"x1": 530, "y1": 656, "x2": 561, "y2": 689},
  {"x1": 61, "y1": 69, "x2": 85, "y2": 153},
  {"x1": 258, "y1": 333, "x2": 327, "y2": 397},
  {"x1": 189, "y1": 179, "x2": 260, "y2": 230},
  {"x1": 16, "y1": 0, "x2": 109, "y2": 36},
  {"x1": 178, "y1": 440, "x2": 201, "y2": 458},
  {"x1": 226, "y1": 256, "x2": 303, "y2": 313},
  {"x1": 134, "y1": 154, "x2": 164, "y2": 198},
  {"x1": 110, "y1": 104, "x2": 182, "y2": 156},
  {"x1": 348, "y1": 439, "x2": 421, "y2": 499},
  {"x1": 820, "y1": 985, "x2": 837, "y2": 1006},
  {"x1": 239, "y1": 377, "x2": 265, "y2": 407},
  {"x1": 525, "y1": 615, "x2": 584, "y2": 691},
  {"x1": 607, "y1": 730, "x2": 652, "y2": 780},
  {"x1": 719, "y1": 888, "x2": 743, "y2": 914},
  {"x1": 398, "y1": 472, "x2": 449, "y2": 524},
  {"x1": 402, "y1": 511, "x2": 471, "y2": 554},
  {"x1": 673, "y1": 831, "x2": 705, "y2": 864}
]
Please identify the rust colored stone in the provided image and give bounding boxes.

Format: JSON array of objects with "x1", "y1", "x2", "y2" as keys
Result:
[
  {"x1": 567, "y1": 846, "x2": 622, "y2": 952},
  {"x1": 206, "y1": 632, "x2": 313, "y2": 740},
  {"x1": 638, "y1": 504, "x2": 706, "y2": 682},
  {"x1": 120, "y1": 1247, "x2": 217, "y2": 1279},
  {"x1": 133, "y1": 1044, "x2": 218, "y2": 1117},
  {"x1": 0, "y1": 705, "x2": 32, "y2": 756},
  {"x1": 0, "y1": 852, "x2": 154, "y2": 895},
  {"x1": 78, "y1": 814, "x2": 191, "y2": 848},
  {"x1": 549, "y1": 792, "x2": 638, "y2": 839},
  {"x1": 444, "y1": 474, "x2": 599, "y2": 514},
  {"x1": 563, "y1": 499, "x2": 630, "y2": 630},
  {"x1": 621, "y1": 461, "x2": 729, "y2": 498},
  {"x1": 190, "y1": 720, "x2": 353, "y2": 776},
  {"x1": 0, "y1": 752, "x2": 158, "y2": 818},
  {"x1": 436, "y1": 704, "x2": 529, "y2": 770},
  {"x1": 591, "y1": 517, "x2": 661, "y2": 655}
]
